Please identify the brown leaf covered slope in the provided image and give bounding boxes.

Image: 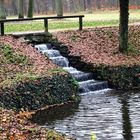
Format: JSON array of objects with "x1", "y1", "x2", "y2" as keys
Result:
[
  {"x1": 0, "y1": 36, "x2": 57, "y2": 87},
  {"x1": 54, "y1": 26, "x2": 140, "y2": 67}
]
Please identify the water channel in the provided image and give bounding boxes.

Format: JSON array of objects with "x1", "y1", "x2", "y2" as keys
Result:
[{"x1": 32, "y1": 44, "x2": 140, "y2": 140}]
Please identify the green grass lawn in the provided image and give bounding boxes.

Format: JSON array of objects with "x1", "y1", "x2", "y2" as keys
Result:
[
  {"x1": 84, "y1": 9, "x2": 140, "y2": 21},
  {"x1": 5, "y1": 10, "x2": 140, "y2": 33}
]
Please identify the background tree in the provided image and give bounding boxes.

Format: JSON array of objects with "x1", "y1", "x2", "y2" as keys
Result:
[
  {"x1": 0, "y1": 0, "x2": 6, "y2": 19},
  {"x1": 18, "y1": 0, "x2": 24, "y2": 18},
  {"x1": 119, "y1": 0, "x2": 129, "y2": 53},
  {"x1": 55, "y1": 0, "x2": 63, "y2": 17},
  {"x1": 2, "y1": 0, "x2": 140, "y2": 16},
  {"x1": 27, "y1": 0, "x2": 34, "y2": 18},
  {"x1": 11, "y1": 0, "x2": 18, "y2": 15}
]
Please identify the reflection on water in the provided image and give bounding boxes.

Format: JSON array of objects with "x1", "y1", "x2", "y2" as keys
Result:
[
  {"x1": 120, "y1": 93, "x2": 133, "y2": 140},
  {"x1": 31, "y1": 103, "x2": 79, "y2": 125},
  {"x1": 31, "y1": 90, "x2": 140, "y2": 140}
]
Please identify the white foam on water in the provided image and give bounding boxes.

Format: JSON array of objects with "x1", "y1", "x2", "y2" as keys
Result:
[
  {"x1": 50, "y1": 56, "x2": 69, "y2": 67},
  {"x1": 42, "y1": 50, "x2": 61, "y2": 57}
]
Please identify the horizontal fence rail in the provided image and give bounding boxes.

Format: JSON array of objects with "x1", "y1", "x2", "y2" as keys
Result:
[{"x1": 0, "y1": 15, "x2": 84, "y2": 35}]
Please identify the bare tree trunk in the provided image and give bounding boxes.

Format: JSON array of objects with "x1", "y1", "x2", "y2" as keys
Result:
[
  {"x1": 87, "y1": 0, "x2": 92, "y2": 12},
  {"x1": 79, "y1": 0, "x2": 85, "y2": 11},
  {"x1": 24, "y1": 0, "x2": 28, "y2": 15},
  {"x1": 18, "y1": 0, "x2": 24, "y2": 18},
  {"x1": 0, "y1": 0, "x2": 6, "y2": 19},
  {"x1": 96, "y1": 0, "x2": 101, "y2": 9},
  {"x1": 66, "y1": 0, "x2": 75, "y2": 12},
  {"x1": 55, "y1": 0, "x2": 63, "y2": 17},
  {"x1": 119, "y1": 0, "x2": 129, "y2": 53},
  {"x1": 11, "y1": 0, "x2": 18, "y2": 15},
  {"x1": 52, "y1": 0, "x2": 56, "y2": 13},
  {"x1": 27, "y1": 0, "x2": 34, "y2": 18}
]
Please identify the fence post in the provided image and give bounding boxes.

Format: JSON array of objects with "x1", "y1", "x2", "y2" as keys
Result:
[
  {"x1": 0, "y1": 22, "x2": 4, "y2": 36},
  {"x1": 79, "y1": 17, "x2": 83, "y2": 30},
  {"x1": 44, "y1": 19, "x2": 48, "y2": 32}
]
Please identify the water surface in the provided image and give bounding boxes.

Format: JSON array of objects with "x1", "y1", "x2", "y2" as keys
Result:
[{"x1": 32, "y1": 90, "x2": 140, "y2": 140}]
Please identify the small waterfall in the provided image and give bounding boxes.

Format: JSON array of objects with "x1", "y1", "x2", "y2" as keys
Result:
[
  {"x1": 50, "y1": 56, "x2": 69, "y2": 67},
  {"x1": 70, "y1": 71, "x2": 94, "y2": 82},
  {"x1": 79, "y1": 80, "x2": 108, "y2": 93},
  {"x1": 34, "y1": 44, "x2": 110, "y2": 94},
  {"x1": 63, "y1": 67, "x2": 77, "y2": 72},
  {"x1": 33, "y1": 44, "x2": 115, "y2": 140},
  {"x1": 34, "y1": 43, "x2": 52, "y2": 52},
  {"x1": 42, "y1": 50, "x2": 61, "y2": 58}
]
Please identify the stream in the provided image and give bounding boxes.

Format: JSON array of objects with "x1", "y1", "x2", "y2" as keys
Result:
[{"x1": 31, "y1": 43, "x2": 140, "y2": 140}]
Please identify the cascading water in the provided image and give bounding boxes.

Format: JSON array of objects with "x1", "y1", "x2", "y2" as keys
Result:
[
  {"x1": 34, "y1": 43, "x2": 110, "y2": 93},
  {"x1": 42, "y1": 50, "x2": 61, "y2": 57},
  {"x1": 34, "y1": 43, "x2": 52, "y2": 51},
  {"x1": 32, "y1": 43, "x2": 112, "y2": 139},
  {"x1": 32, "y1": 43, "x2": 140, "y2": 140},
  {"x1": 50, "y1": 56, "x2": 69, "y2": 67}
]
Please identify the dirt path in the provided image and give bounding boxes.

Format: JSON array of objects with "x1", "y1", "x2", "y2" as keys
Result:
[{"x1": 129, "y1": 21, "x2": 140, "y2": 25}]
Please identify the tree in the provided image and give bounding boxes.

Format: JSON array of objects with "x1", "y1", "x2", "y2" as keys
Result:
[
  {"x1": 55, "y1": 0, "x2": 63, "y2": 17},
  {"x1": 0, "y1": 0, "x2": 6, "y2": 19},
  {"x1": 119, "y1": 0, "x2": 129, "y2": 53},
  {"x1": 96, "y1": 0, "x2": 101, "y2": 9},
  {"x1": 11, "y1": 0, "x2": 18, "y2": 15},
  {"x1": 86, "y1": 0, "x2": 92, "y2": 12},
  {"x1": 27, "y1": 0, "x2": 34, "y2": 18},
  {"x1": 52, "y1": 0, "x2": 56, "y2": 13},
  {"x1": 18, "y1": 0, "x2": 24, "y2": 18}
]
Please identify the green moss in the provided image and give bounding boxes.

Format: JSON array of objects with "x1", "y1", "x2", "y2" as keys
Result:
[
  {"x1": 70, "y1": 35, "x2": 80, "y2": 42},
  {"x1": 2, "y1": 45, "x2": 13, "y2": 60},
  {"x1": 0, "y1": 74, "x2": 79, "y2": 110},
  {"x1": 2, "y1": 45, "x2": 28, "y2": 64},
  {"x1": 69, "y1": 77, "x2": 79, "y2": 89},
  {"x1": 22, "y1": 33, "x2": 53, "y2": 44},
  {"x1": 46, "y1": 130, "x2": 64, "y2": 140},
  {"x1": 48, "y1": 68, "x2": 66, "y2": 74},
  {"x1": 106, "y1": 30, "x2": 114, "y2": 38},
  {"x1": 127, "y1": 43, "x2": 139, "y2": 56},
  {"x1": 14, "y1": 73, "x2": 40, "y2": 82},
  {"x1": 95, "y1": 65, "x2": 140, "y2": 89}
]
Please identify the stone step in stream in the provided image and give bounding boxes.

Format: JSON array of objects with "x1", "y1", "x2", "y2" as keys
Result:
[{"x1": 34, "y1": 43, "x2": 110, "y2": 93}]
